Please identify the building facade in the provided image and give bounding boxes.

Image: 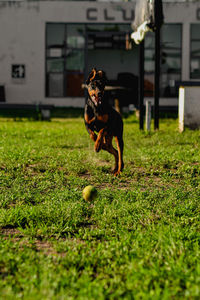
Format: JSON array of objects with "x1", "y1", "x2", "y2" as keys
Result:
[{"x1": 0, "y1": 0, "x2": 200, "y2": 107}]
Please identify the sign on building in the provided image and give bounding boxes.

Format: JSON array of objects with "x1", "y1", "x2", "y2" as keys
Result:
[{"x1": 12, "y1": 64, "x2": 25, "y2": 79}]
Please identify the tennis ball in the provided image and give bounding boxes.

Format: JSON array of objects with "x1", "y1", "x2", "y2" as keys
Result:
[{"x1": 82, "y1": 185, "x2": 97, "y2": 201}]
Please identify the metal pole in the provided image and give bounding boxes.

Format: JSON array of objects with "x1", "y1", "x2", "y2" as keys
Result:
[
  {"x1": 139, "y1": 40, "x2": 144, "y2": 130},
  {"x1": 154, "y1": 0, "x2": 161, "y2": 130},
  {"x1": 146, "y1": 100, "x2": 151, "y2": 131}
]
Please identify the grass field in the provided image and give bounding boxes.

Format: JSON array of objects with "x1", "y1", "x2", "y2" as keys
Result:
[{"x1": 0, "y1": 112, "x2": 199, "y2": 299}]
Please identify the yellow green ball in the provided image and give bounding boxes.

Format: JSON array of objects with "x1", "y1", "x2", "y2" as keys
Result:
[{"x1": 82, "y1": 185, "x2": 97, "y2": 201}]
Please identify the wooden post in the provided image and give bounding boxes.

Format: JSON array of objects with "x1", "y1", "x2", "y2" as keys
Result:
[{"x1": 145, "y1": 100, "x2": 151, "y2": 131}]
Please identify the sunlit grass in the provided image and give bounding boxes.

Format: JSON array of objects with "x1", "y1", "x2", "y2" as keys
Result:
[{"x1": 0, "y1": 114, "x2": 199, "y2": 299}]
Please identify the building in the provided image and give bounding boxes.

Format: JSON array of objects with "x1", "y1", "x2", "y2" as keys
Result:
[{"x1": 0, "y1": 0, "x2": 200, "y2": 108}]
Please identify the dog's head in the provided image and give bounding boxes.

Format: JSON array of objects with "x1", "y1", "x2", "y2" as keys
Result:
[{"x1": 86, "y1": 68, "x2": 107, "y2": 106}]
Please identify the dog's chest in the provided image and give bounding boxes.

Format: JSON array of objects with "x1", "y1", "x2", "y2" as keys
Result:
[
  {"x1": 93, "y1": 112, "x2": 109, "y2": 131},
  {"x1": 89, "y1": 104, "x2": 109, "y2": 130},
  {"x1": 96, "y1": 114, "x2": 108, "y2": 123}
]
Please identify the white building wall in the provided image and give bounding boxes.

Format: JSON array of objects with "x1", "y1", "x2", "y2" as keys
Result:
[
  {"x1": 0, "y1": 2, "x2": 45, "y2": 104},
  {"x1": 0, "y1": 1, "x2": 200, "y2": 106},
  {"x1": 163, "y1": 2, "x2": 200, "y2": 82}
]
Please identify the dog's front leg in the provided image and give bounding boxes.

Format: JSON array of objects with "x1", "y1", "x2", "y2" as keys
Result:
[
  {"x1": 94, "y1": 114, "x2": 109, "y2": 152},
  {"x1": 95, "y1": 128, "x2": 106, "y2": 153},
  {"x1": 88, "y1": 130, "x2": 97, "y2": 142},
  {"x1": 85, "y1": 113, "x2": 97, "y2": 142}
]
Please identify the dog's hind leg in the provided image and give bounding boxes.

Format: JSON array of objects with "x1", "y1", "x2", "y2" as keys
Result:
[{"x1": 115, "y1": 136, "x2": 124, "y2": 175}]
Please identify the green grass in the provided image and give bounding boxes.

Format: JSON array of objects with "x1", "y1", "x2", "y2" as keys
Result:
[{"x1": 0, "y1": 113, "x2": 199, "y2": 299}]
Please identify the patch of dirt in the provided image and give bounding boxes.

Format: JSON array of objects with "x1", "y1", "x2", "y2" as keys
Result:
[
  {"x1": 1, "y1": 227, "x2": 23, "y2": 238},
  {"x1": 33, "y1": 240, "x2": 59, "y2": 256},
  {"x1": 1, "y1": 228, "x2": 55, "y2": 255},
  {"x1": 79, "y1": 163, "x2": 183, "y2": 191},
  {"x1": 0, "y1": 227, "x2": 86, "y2": 256},
  {"x1": 78, "y1": 172, "x2": 91, "y2": 179}
]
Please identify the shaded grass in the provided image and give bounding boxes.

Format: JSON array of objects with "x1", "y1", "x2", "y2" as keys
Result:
[{"x1": 0, "y1": 114, "x2": 199, "y2": 299}]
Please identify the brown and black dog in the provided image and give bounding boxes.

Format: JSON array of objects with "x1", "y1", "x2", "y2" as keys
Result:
[{"x1": 84, "y1": 68, "x2": 124, "y2": 176}]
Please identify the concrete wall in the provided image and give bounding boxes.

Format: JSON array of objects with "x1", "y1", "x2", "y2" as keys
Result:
[
  {"x1": 0, "y1": 1, "x2": 200, "y2": 107},
  {"x1": 179, "y1": 86, "x2": 200, "y2": 131}
]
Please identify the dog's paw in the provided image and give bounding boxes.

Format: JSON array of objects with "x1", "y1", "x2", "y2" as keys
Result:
[
  {"x1": 113, "y1": 165, "x2": 124, "y2": 176},
  {"x1": 112, "y1": 166, "x2": 118, "y2": 174},
  {"x1": 114, "y1": 170, "x2": 121, "y2": 176}
]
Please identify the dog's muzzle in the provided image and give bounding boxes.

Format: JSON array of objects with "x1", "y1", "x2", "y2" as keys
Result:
[{"x1": 91, "y1": 94, "x2": 102, "y2": 106}]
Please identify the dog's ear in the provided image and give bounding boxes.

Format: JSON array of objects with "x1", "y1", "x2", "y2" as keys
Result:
[
  {"x1": 98, "y1": 70, "x2": 103, "y2": 78},
  {"x1": 86, "y1": 68, "x2": 97, "y2": 85},
  {"x1": 97, "y1": 70, "x2": 107, "y2": 85}
]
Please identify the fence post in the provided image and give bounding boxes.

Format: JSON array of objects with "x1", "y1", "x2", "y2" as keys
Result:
[{"x1": 145, "y1": 100, "x2": 151, "y2": 131}]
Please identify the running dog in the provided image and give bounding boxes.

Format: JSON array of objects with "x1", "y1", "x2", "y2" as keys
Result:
[{"x1": 84, "y1": 68, "x2": 124, "y2": 176}]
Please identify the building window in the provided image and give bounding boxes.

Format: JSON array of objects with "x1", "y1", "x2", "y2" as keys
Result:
[
  {"x1": 190, "y1": 24, "x2": 200, "y2": 79},
  {"x1": 144, "y1": 24, "x2": 182, "y2": 97},
  {"x1": 46, "y1": 23, "x2": 137, "y2": 99},
  {"x1": 46, "y1": 23, "x2": 85, "y2": 97}
]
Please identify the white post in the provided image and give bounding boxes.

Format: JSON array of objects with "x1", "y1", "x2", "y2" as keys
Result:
[
  {"x1": 178, "y1": 85, "x2": 200, "y2": 131},
  {"x1": 178, "y1": 87, "x2": 185, "y2": 133},
  {"x1": 145, "y1": 100, "x2": 151, "y2": 131}
]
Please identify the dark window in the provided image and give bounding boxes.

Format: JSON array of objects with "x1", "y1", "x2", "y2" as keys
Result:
[
  {"x1": 46, "y1": 23, "x2": 85, "y2": 97},
  {"x1": 144, "y1": 24, "x2": 182, "y2": 97},
  {"x1": 190, "y1": 24, "x2": 200, "y2": 79},
  {"x1": 46, "y1": 23, "x2": 137, "y2": 99}
]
